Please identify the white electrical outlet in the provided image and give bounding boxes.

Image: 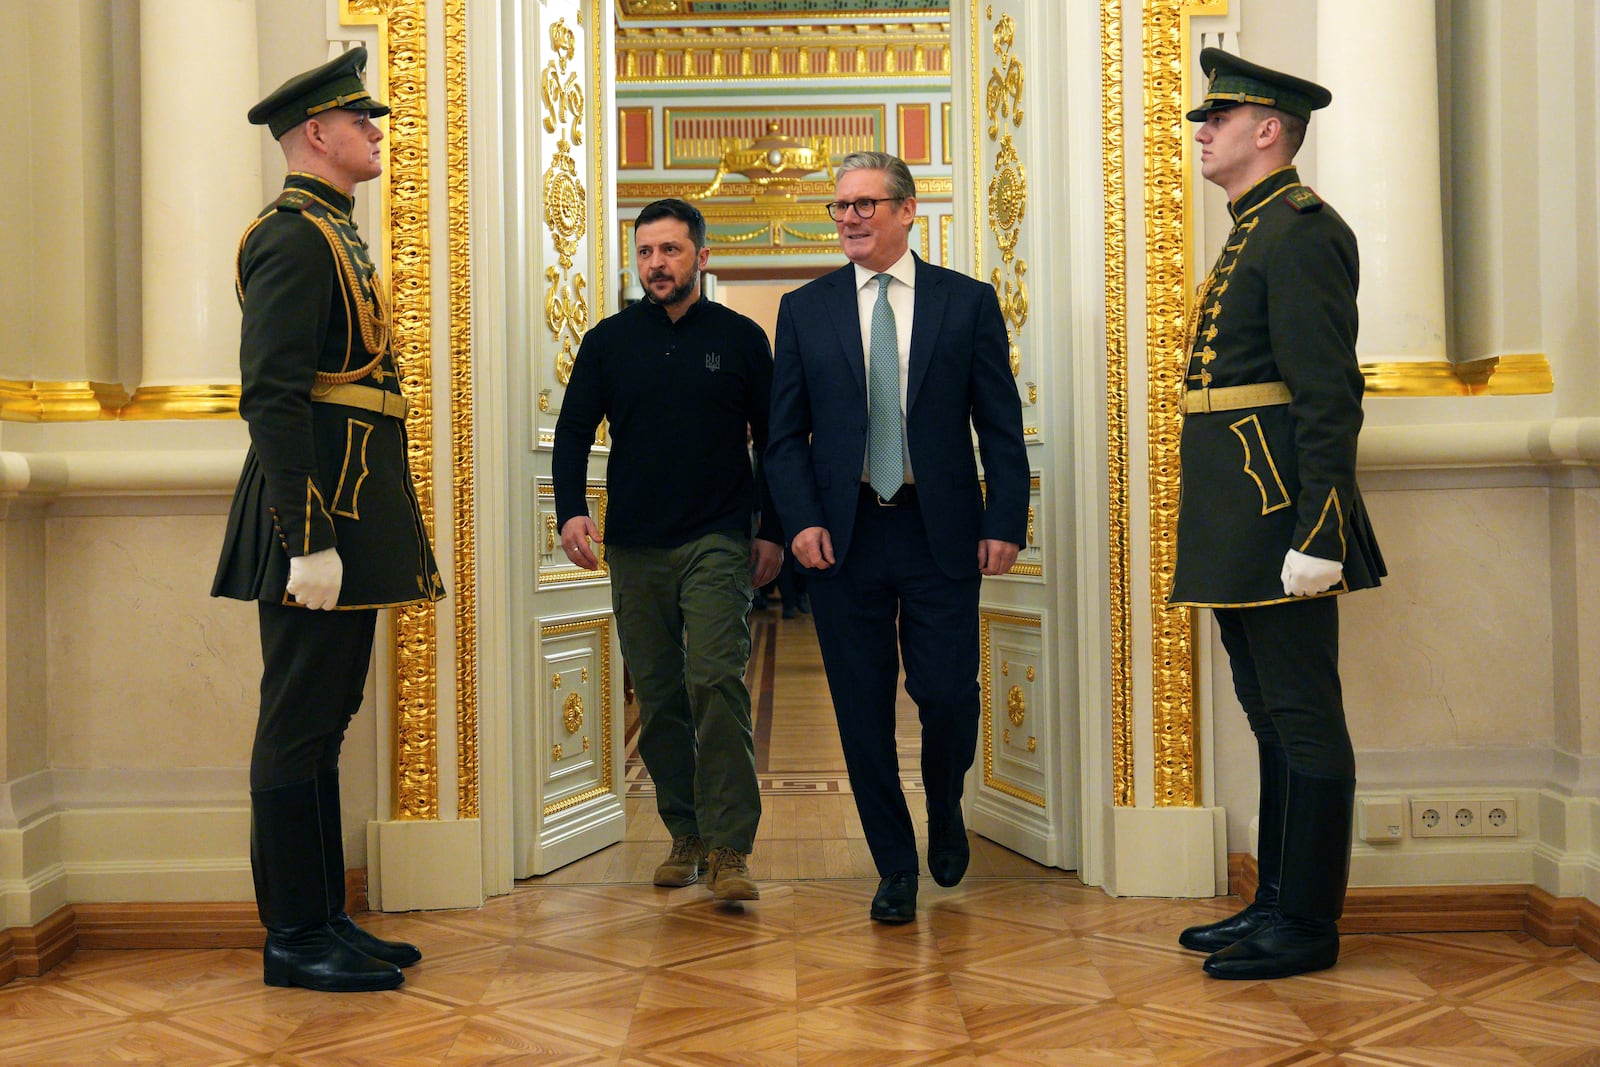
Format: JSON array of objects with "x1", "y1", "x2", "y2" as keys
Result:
[
  {"x1": 1409, "y1": 795, "x2": 1520, "y2": 838},
  {"x1": 1410, "y1": 799, "x2": 1448, "y2": 837},
  {"x1": 1482, "y1": 797, "x2": 1518, "y2": 837}
]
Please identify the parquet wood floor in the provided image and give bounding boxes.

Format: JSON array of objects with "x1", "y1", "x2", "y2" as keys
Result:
[
  {"x1": 5, "y1": 610, "x2": 1600, "y2": 1063},
  {"x1": 6, "y1": 883, "x2": 1600, "y2": 1064}
]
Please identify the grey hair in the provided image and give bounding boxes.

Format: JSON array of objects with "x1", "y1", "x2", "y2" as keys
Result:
[{"x1": 836, "y1": 151, "x2": 917, "y2": 200}]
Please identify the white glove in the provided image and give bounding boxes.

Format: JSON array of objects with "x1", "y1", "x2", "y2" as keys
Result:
[
  {"x1": 1281, "y1": 549, "x2": 1342, "y2": 597},
  {"x1": 287, "y1": 547, "x2": 343, "y2": 610}
]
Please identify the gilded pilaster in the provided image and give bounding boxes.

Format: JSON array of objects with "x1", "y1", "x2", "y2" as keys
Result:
[
  {"x1": 342, "y1": 0, "x2": 440, "y2": 821},
  {"x1": 1102, "y1": 0, "x2": 1133, "y2": 807},
  {"x1": 1143, "y1": 0, "x2": 1198, "y2": 808},
  {"x1": 445, "y1": 0, "x2": 478, "y2": 819}
]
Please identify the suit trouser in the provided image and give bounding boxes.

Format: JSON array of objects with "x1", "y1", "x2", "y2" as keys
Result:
[
  {"x1": 807, "y1": 500, "x2": 982, "y2": 877},
  {"x1": 252, "y1": 602, "x2": 378, "y2": 790},
  {"x1": 608, "y1": 531, "x2": 761, "y2": 853}
]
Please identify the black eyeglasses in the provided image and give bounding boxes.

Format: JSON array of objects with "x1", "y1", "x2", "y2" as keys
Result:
[{"x1": 825, "y1": 197, "x2": 904, "y2": 221}]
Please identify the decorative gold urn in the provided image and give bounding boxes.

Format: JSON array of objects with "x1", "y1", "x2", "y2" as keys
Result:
[{"x1": 691, "y1": 121, "x2": 834, "y2": 200}]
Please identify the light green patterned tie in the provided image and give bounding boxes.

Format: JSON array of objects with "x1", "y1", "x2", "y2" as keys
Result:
[{"x1": 867, "y1": 273, "x2": 903, "y2": 499}]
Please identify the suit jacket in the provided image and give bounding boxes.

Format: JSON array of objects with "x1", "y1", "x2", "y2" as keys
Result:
[
  {"x1": 1169, "y1": 166, "x2": 1384, "y2": 608},
  {"x1": 765, "y1": 254, "x2": 1029, "y2": 580},
  {"x1": 212, "y1": 172, "x2": 445, "y2": 610}
]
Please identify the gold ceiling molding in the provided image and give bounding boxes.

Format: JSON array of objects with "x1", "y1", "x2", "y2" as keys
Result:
[
  {"x1": 616, "y1": 23, "x2": 951, "y2": 83},
  {"x1": 618, "y1": 177, "x2": 952, "y2": 203},
  {"x1": 342, "y1": 0, "x2": 442, "y2": 822},
  {"x1": 616, "y1": 1, "x2": 948, "y2": 22},
  {"x1": 1101, "y1": 0, "x2": 1133, "y2": 808}
]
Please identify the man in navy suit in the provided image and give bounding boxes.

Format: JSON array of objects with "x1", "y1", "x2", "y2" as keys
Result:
[{"x1": 766, "y1": 152, "x2": 1029, "y2": 923}]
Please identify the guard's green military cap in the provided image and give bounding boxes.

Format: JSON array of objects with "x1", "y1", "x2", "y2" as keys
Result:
[
  {"x1": 248, "y1": 45, "x2": 389, "y2": 140},
  {"x1": 1186, "y1": 47, "x2": 1332, "y2": 122}
]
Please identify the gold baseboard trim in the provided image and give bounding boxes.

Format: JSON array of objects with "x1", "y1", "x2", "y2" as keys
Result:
[
  {"x1": 118, "y1": 384, "x2": 242, "y2": 420},
  {"x1": 0, "y1": 380, "x2": 129, "y2": 422},
  {"x1": 1363, "y1": 353, "x2": 1553, "y2": 397}
]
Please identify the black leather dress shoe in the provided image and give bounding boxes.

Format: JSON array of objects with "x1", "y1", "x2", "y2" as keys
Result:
[
  {"x1": 1202, "y1": 917, "x2": 1339, "y2": 980},
  {"x1": 1178, "y1": 900, "x2": 1278, "y2": 953},
  {"x1": 927, "y1": 812, "x2": 970, "y2": 888},
  {"x1": 870, "y1": 871, "x2": 918, "y2": 923}
]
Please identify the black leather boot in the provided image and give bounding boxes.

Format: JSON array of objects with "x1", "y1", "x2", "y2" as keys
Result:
[
  {"x1": 252, "y1": 779, "x2": 403, "y2": 992},
  {"x1": 1204, "y1": 771, "x2": 1355, "y2": 980},
  {"x1": 316, "y1": 768, "x2": 422, "y2": 968},
  {"x1": 1180, "y1": 742, "x2": 1287, "y2": 952}
]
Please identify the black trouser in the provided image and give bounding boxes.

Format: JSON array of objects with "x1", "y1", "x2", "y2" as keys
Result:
[
  {"x1": 1212, "y1": 597, "x2": 1354, "y2": 779},
  {"x1": 807, "y1": 496, "x2": 982, "y2": 877},
  {"x1": 1213, "y1": 596, "x2": 1355, "y2": 927},
  {"x1": 251, "y1": 602, "x2": 378, "y2": 790}
]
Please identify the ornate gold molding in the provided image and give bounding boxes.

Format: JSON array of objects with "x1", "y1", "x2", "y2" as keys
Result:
[
  {"x1": 1363, "y1": 354, "x2": 1554, "y2": 397},
  {"x1": 342, "y1": 0, "x2": 440, "y2": 821},
  {"x1": 539, "y1": 615, "x2": 616, "y2": 817},
  {"x1": 984, "y1": 11, "x2": 1028, "y2": 384},
  {"x1": 1142, "y1": 0, "x2": 1197, "y2": 808},
  {"x1": 445, "y1": 0, "x2": 478, "y2": 820},
  {"x1": 979, "y1": 610, "x2": 1046, "y2": 808},
  {"x1": 1102, "y1": 0, "x2": 1133, "y2": 807},
  {"x1": 0, "y1": 380, "x2": 133, "y2": 422},
  {"x1": 616, "y1": 23, "x2": 951, "y2": 84},
  {"x1": 117, "y1": 384, "x2": 236, "y2": 420}
]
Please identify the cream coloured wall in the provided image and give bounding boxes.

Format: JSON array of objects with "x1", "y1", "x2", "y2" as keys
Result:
[{"x1": 0, "y1": 508, "x2": 48, "y2": 781}]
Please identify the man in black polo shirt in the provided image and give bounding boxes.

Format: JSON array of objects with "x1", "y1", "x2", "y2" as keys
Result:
[{"x1": 553, "y1": 199, "x2": 782, "y2": 903}]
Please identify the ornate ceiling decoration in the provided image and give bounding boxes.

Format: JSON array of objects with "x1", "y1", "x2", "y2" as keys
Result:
[{"x1": 616, "y1": 1, "x2": 948, "y2": 24}]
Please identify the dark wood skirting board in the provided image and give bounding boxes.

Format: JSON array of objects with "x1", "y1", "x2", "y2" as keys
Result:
[{"x1": 2, "y1": 864, "x2": 1595, "y2": 987}]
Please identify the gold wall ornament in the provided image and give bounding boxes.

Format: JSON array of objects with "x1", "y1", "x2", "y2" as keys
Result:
[
  {"x1": 553, "y1": 743, "x2": 564, "y2": 760},
  {"x1": 341, "y1": 0, "x2": 441, "y2": 822},
  {"x1": 542, "y1": 16, "x2": 592, "y2": 389},
  {"x1": 1006, "y1": 685, "x2": 1026, "y2": 727},
  {"x1": 537, "y1": 482, "x2": 610, "y2": 585},
  {"x1": 979, "y1": 610, "x2": 1047, "y2": 809},
  {"x1": 688, "y1": 122, "x2": 834, "y2": 201},
  {"x1": 1027, "y1": 736, "x2": 1036, "y2": 752},
  {"x1": 1103, "y1": 0, "x2": 1133, "y2": 807},
  {"x1": 551, "y1": 674, "x2": 562, "y2": 689},
  {"x1": 540, "y1": 614, "x2": 617, "y2": 817},
  {"x1": 981, "y1": 10, "x2": 1029, "y2": 383},
  {"x1": 562, "y1": 692, "x2": 584, "y2": 734}
]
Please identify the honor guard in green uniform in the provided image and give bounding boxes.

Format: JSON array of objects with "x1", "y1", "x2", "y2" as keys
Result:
[
  {"x1": 1169, "y1": 49, "x2": 1385, "y2": 981},
  {"x1": 212, "y1": 46, "x2": 444, "y2": 993}
]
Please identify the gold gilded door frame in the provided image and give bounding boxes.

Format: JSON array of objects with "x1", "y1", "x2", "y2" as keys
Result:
[
  {"x1": 341, "y1": 0, "x2": 479, "y2": 822},
  {"x1": 1103, "y1": 0, "x2": 1216, "y2": 810},
  {"x1": 342, "y1": 0, "x2": 1191, "y2": 832}
]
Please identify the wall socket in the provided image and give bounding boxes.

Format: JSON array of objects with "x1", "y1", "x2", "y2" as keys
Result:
[{"x1": 1409, "y1": 796, "x2": 1518, "y2": 838}]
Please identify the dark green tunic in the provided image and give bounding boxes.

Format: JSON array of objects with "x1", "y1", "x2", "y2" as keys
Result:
[
  {"x1": 1170, "y1": 166, "x2": 1385, "y2": 608},
  {"x1": 212, "y1": 172, "x2": 444, "y2": 609}
]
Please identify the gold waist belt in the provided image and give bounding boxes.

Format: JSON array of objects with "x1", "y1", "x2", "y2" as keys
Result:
[
  {"x1": 310, "y1": 382, "x2": 409, "y2": 420},
  {"x1": 1182, "y1": 381, "x2": 1291, "y2": 414}
]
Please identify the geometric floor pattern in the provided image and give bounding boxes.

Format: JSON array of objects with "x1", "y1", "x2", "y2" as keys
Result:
[{"x1": 5, "y1": 880, "x2": 1600, "y2": 1064}]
